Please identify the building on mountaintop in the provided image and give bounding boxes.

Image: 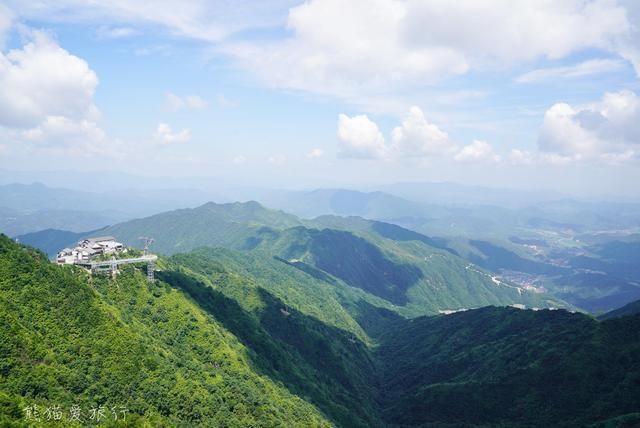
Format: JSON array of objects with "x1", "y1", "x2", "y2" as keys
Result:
[{"x1": 56, "y1": 236, "x2": 124, "y2": 265}]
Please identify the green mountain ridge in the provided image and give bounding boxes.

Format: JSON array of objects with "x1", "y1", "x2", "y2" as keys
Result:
[
  {"x1": 94, "y1": 201, "x2": 569, "y2": 316},
  {"x1": 599, "y1": 298, "x2": 640, "y2": 320}
]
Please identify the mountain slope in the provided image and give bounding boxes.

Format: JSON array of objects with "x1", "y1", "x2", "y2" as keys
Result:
[
  {"x1": 75, "y1": 201, "x2": 571, "y2": 316},
  {"x1": 0, "y1": 235, "x2": 333, "y2": 426},
  {"x1": 251, "y1": 225, "x2": 568, "y2": 316},
  {"x1": 376, "y1": 306, "x2": 640, "y2": 427},
  {"x1": 16, "y1": 227, "x2": 106, "y2": 258},
  {"x1": 599, "y1": 298, "x2": 640, "y2": 320},
  {"x1": 2, "y1": 235, "x2": 640, "y2": 427},
  {"x1": 100, "y1": 201, "x2": 302, "y2": 254}
]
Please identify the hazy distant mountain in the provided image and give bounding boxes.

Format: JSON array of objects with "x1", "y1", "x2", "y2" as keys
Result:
[
  {"x1": 0, "y1": 182, "x2": 215, "y2": 216},
  {"x1": 0, "y1": 182, "x2": 224, "y2": 236},
  {"x1": 0, "y1": 207, "x2": 125, "y2": 237},
  {"x1": 16, "y1": 228, "x2": 106, "y2": 258},
  {"x1": 257, "y1": 188, "x2": 435, "y2": 219},
  {"x1": 375, "y1": 181, "x2": 567, "y2": 208}
]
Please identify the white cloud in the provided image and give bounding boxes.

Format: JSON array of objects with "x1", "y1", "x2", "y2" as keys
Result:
[
  {"x1": 154, "y1": 123, "x2": 191, "y2": 144},
  {"x1": 233, "y1": 155, "x2": 246, "y2": 164},
  {"x1": 165, "y1": 93, "x2": 208, "y2": 112},
  {"x1": 537, "y1": 89, "x2": 640, "y2": 161},
  {"x1": 225, "y1": 0, "x2": 632, "y2": 101},
  {"x1": 307, "y1": 148, "x2": 324, "y2": 159},
  {"x1": 0, "y1": 30, "x2": 116, "y2": 158},
  {"x1": 267, "y1": 154, "x2": 287, "y2": 165},
  {"x1": 6, "y1": 0, "x2": 296, "y2": 42},
  {"x1": 96, "y1": 26, "x2": 137, "y2": 39},
  {"x1": 337, "y1": 113, "x2": 386, "y2": 159},
  {"x1": 0, "y1": 31, "x2": 99, "y2": 129},
  {"x1": 455, "y1": 140, "x2": 500, "y2": 162},
  {"x1": 22, "y1": 116, "x2": 105, "y2": 144},
  {"x1": 515, "y1": 58, "x2": 626, "y2": 84},
  {"x1": 509, "y1": 149, "x2": 536, "y2": 165},
  {"x1": 391, "y1": 106, "x2": 455, "y2": 158}
]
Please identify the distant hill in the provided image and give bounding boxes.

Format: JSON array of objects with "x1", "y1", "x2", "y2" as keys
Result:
[
  {"x1": 0, "y1": 206, "x2": 124, "y2": 237},
  {"x1": 599, "y1": 299, "x2": 640, "y2": 320},
  {"x1": 376, "y1": 181, "x2": 566, "y2": 208},
  {"x1": 259, "y1": 188, "x2": 433, "y2": 220},
  {"x1": 100, "y1": 201, "x2": 303, "y2": 254},
  {"x1": 0, "y1": 182, "x2": 213, "y2": 216},
  {"x1": 0, "y1": 182, "x2": 220, "y2": 236},
  {"x1": 15, "y1": 228, "x2": 106, "y2": 258}
]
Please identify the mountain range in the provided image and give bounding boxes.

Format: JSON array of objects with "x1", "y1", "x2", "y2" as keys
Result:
[
  {"x1": 1, "y1": 234, "x2": 639, "y2": 426},
  {"x1": 20, "y1": 201, "x2": 567, "y2": 317}
]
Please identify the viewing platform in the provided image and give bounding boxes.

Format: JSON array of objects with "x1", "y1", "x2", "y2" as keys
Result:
[{"x1": 77, "y1": 254, "x2": 158, "y2": 281}]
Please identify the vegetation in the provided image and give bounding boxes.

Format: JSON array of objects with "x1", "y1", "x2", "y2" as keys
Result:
[
  {"x1": 600, "y1": 298, "x2": 640, "y2": 320},
  {"x1": 1, "y1": 234, "x2": 640, "y2": 426},
  {"x1": 376, "y1": 307, "x2": 640, "y2": 427},
  {"x1": 0, "y1": 235, "x2": 330, "y2": 427},
  {"x1": 76, "y1": 201, "x2": 569, "y2": 317}
]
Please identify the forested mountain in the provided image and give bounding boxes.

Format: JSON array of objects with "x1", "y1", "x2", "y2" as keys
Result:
[
  {"x1": 101, "y1": 201, "x2": 303, "y2": 254},
  {"x1": 87, "y1": 201, "x2": 568, "y2": 316},
  {"x1": 16, "y1": 228, "x2": 106, "y2": 258},
  {"x1": 2, "y1": 235, "x2": 639, "y2": 427},
  {"x1": 0, "y1": 235, "x2": 331, "y2": 426},
  {"x1": 377, "y1": 307, "x2": 640, "y2": 427},
  {"x1": 600, "y1": 298, "x2": 640, "y2": 320}
]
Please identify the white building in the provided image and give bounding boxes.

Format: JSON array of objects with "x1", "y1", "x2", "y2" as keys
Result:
[{"x1": 57, "y1": 236, "x2": 124, "y2": 265}]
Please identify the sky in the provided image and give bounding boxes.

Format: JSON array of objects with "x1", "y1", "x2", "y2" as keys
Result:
[{"x1": 0, "y1": 0, "x2": 640, "y2": 197}]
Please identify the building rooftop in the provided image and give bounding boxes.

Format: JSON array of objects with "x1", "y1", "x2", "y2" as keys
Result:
[{"x1": 85, "y1": 236, "x2": 117, "y2": 243}]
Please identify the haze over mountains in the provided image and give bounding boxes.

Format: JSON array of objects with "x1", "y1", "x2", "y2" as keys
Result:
[{"x1": 7, "y1": 178, "x2": 640, "y2": 315}]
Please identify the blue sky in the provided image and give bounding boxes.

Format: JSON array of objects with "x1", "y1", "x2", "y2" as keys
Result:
[{"x1": 0, "y1": 1, "x2": 639, "y2": 197}]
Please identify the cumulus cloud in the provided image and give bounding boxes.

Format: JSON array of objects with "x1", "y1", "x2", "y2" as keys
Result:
[
  {"x1": 455, "y1": 140, "x2": 500, "y2": 162},
  {"x1": 337, "y1": 106, "x2": 490, "y2": 161},
  {"x1": 22, "y1": 116, "x2": 105, "y2": 144},
  {"x1": 165, "y1": 93, "x2": 208, "y2": 112},
  {"x1": 337, "y1": 113, "x2": 386, "y2": 159},
  {"x1": 0, "y1": 31, "x2": 99, "y2": 129},
  {"x1": 538, "y1": 89, "x2": 640, "y2": 161},
  {"x1": 307, "y1": 148, "x2": 324, "y2": 159},
  {"x1": 391, "y1": 106, "x2": 455, "y2": 158},
  {"x1": 226, "y1": 0, "x2": 633, "y2": 100},
  {"x1": 515, "y1": 58, "x2": 626, "y2": 84},
  {"x1": 0, "y1": 30, "x2": 118, "y2": 158},
  {"x1": 154, "y1": 123, "x2": 191, "y2": 144}
]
